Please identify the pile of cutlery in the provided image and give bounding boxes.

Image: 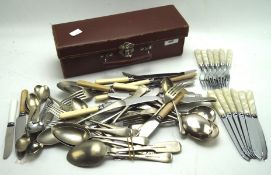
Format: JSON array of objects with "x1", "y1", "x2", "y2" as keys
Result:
[
  {"x1": 194, "y1": 49, "x2": 232, "y2": 89},
  {"x1": 3, "y1": 70, "x2": 221, "y2": 167},
  {"x1": 208, "y1": 88, "x2": 267, "y2": 160}
]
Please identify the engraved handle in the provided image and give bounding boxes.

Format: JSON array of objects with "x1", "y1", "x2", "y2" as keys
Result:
[
  {"x1": 95, "y1": 77, "x2": 130, "y2": 84},
  {"x1": 226, "y1": 49, "x2": 233, "y2": 67},
  {"x1": 222, "y1": 88, "x2": 237, "y2": 113},
  {"x1": 170, "y1": 72, "x2": 197, "y2": 82},
  {"x1": 207, "y1": 49, "x2": 214, "y2": 65},
  {"x1": 213, "y1": 49, "x2": 220, "y2": 65},
  {"x1": 201, "y1": 50, "x2": 209, "y2": 66},
  {"x1": 230, "y1": 89, "x2": 243, "y2": 113},
  {"x1": 194, "y1": 49, "x2": 204, "y2": 67},
  {"x1": 77, "y1": 80, "x2": 111, "y2": 92},
  {"x1": 112, "y1": 153, "x2": 172, "y2": 163},
  {"x1": 214, "y1": 89, "x2": 231, "y2": 114},
  {"x1": 245, "y1": 90, "x2": 257, "y2": 115},
  {"x1": 238, "y1": 91, "x2": 250, "y2": 114},
  {"x1": 207, "y1": 90, "x2": 225, "y2": 116},
  {"x1": 219, "y1": 49, "x2": 226, "y2": 65},
  {"x1": 59, "y1": 106, "x2": 99, "y2": 120},
  {"x1": 19, "y1": 89, "x2": 28, "y2": 113}
]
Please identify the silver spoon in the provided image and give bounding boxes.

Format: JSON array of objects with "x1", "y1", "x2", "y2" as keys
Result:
[
  {"x1": 67, "y1": 140, "x2": 173, "y2": 167},
  {"x1": 15, "y1": 134, "x2": 31, "y2": 152}
]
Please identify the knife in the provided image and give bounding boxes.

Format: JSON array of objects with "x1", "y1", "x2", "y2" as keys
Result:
[
  {"x1": 245, "y1": 90, "x2": 267, "y2": 160},
  {"x1": 231, "y1": 89, "x2": 255, "y2": 158},
  {"x1": 94, "y1": 70, "x2": 196, "y2": 84},
  {"x1": 3, "y1": 99, "x2": 18, "y2": 159},
  {"x1": 138, "y1": 90, "x2": 185, "y2": 137},
  {"x1": 239, "y1": 91, "x2": 261, "y2": 159},
  {"x1": 208, "y1": 90, "x2": 250, "y2": 161},
  {"x1": 15, "y1": 90, "x2": 28, "y2": 141},
  {"x1": 222, "y1": 88, "x2": 251, "y2": 157},
  {"x1": 214, "y1": 89, "x2": 250, "y2": 157},
  {"x1": 60, "y1": 96, "x2": 161, "y2": 120}
]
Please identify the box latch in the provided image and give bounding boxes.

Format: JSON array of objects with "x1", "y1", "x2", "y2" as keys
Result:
[{"x1": 119, "y1": 42, "x2": 135, "y2": 58}]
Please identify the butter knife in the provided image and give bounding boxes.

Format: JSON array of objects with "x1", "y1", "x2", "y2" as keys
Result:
[
  {"x1": 15, "y1": 90, "x2": 28, "y2": 141},
  {"x1": 3, "y1": 99, "x2": 18, "y2": 159},
  {"x1": 245, "y1": 90, "x2": 267, "y2": 160}
]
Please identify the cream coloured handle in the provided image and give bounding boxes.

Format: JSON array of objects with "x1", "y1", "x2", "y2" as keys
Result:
[
  {"x1": 95, "y1": 94, "x2": 109, "y2": 102},
  {"x1": 201, "y1": 50, "x2": 209, "y2": 66},
  {"x1": 59, "y1": 106, "x2": 99, "y2": 120},
  {"x1": 170, "y1": 72, "x2": 197, "y2": 82},
  {"x1": 214, "y1": 89, "x2": 231, "y2": 114},
  {"x1": 245, "y1": 90, "x2": 257, "y2": 115},
  {"x1": 127, "y1": 79, "x2": 151, "y2": 86},
  {"x1": 213, "y1": 49, "x2": 220, "y2": 65},
  {"x1": 207, "y1": 49, "x2": 214, "y2": 65},
  {"x1": 230, "y1": 89, "x2": 243, "y2": 113},
  {"x1": 112, "y1": 83, "x2": 139, "y2": 91},
  {"x1": 19, "y1": 89, "x2": 28, "y2": 113},
  {"x1": 207, "y1": 90, "x2": 225, "y2": 116},
  {"x1": 226, "y1": 49, "x2": 233, "y2": 66},
  {"x1": 222, "y1": 88, "x2": 237, "y2": 113},
  {"x1": 194, "y1": 49, "x2": 204, "y2": 67},
  {"x1": 77, "y1": 80, "x2": 111, "y2": 92},
  {"x1": 238, "y1": 91, "x2": 250, "y2": 114},
  {"x1": 219, "y1": 49, "x2": 226, "y2": 65},
  {"x1": 95, "y1": 77, "x2": 130, "y2": 84}
]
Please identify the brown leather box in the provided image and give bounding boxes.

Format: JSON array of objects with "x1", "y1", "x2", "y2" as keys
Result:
[{"x1": 52, "y1": 5, "x2": 189, "y2": 78}]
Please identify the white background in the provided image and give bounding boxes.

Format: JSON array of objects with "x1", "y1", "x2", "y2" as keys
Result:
[{"x1": 1, "y1": 0, "x2": 271, "y2": 174}]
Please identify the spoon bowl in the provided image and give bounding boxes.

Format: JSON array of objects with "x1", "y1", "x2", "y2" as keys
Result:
[
  {"x1": 189, "y1": 105, "x2": 216, "y2": 122},
  {"x1": 15, "y1": 134, "x2": 31, "y2": 152},
  {"x1": 57, "y1": 81, "x2": 83, "y2": 94},
  {"x1": 37, "y1": 127, "x2": 59, "y2": 146},
  {"x1": 67, "y1": 140, "x2": 107, "y2": 167}
]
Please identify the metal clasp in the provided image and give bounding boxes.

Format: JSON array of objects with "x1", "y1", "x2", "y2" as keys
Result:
[{"x1": 119, "y1": 42, "x2": 134, "y2": 58}]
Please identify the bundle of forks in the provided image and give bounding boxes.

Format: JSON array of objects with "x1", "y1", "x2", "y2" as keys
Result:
[{"x1": 194, "y1": 49, "x2": 232, "y2": 89}]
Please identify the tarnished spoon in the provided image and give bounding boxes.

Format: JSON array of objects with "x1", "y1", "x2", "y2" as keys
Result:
[
  {"x1": 67, "y1": 140, "x2": 173, "y2": 167},
  {"x1": 15, "y1": 134, "x2": 31, "y2": 152}
]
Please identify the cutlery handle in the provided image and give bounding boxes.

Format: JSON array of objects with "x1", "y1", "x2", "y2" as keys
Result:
[
  {"x1": 208, "y1": 90, "x2": 225, "y2": 116},
  {"x1": 170, "y1": 72, "x2": 197, "y2": 82},
  {"x1": 213, "y1": 49, "x2": 220, "y2": 66},
  {"x1": 194, "y1": 49, "x2": 204, "y2": 67},
  {"x1": 77, "y1": 80, "x2": 111, "y2": 92},
  {"x1": 238, "y1": 91, "x2": 250, "y2": 114},
  {"x1": 214, "y1": 89, "x2": 231, "y2": 114},
  {"x1": 112, "y1": 83, "x2": 139, "y2": 91},
  {"x1": 207, "y1": 49, "x2": 214, "y2": 65},
  {"x1": 230, "y1": 89, "x2": 243, "y2": 113},
  {"x1": 9, "y1": 99, "x2": 18, "y2": 123},
  {"x1": 245, "y1": 90, "x2": 257, "y2": 116},
  {"x1": 19, "y1": 89, "x2": 28, "y2": 113},
  {"x1": 219, "y1": 49, "x2": 226, "y2": 65},
  {"x1": 226, "y1": 49, "x2": 233, "y2": 67},
  {"x1": 158, "y1": 90, "x2": 185, "y2": 119},
  {"x1": 95, "y1": 77, "x2": 130, "y2": 84},
  {"x1": 127, "y1": 79, "x2": 151, "y2": 86},
  {"x1": 201, "y1": 50, "x2": 209, "y2": 66},
  {"x1": 59, "y1": 106, "x2": 99, "y2": 120},
  {"x1": 95, "y1": 94, "x2": 109, "y2": 102},
  {"x1": 111, "y1": 153, "x2": 172, "y2": 163},
  {"x1": 222, "y1": 88, "x2": 237, "y2": 113}
]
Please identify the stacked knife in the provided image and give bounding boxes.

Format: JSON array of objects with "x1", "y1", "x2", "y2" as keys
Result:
[
  {"x1": 194, "y1": 49, "x2": 232, "y2": 89},
  {"x1": 208, "y1": 88, "x2": 267, "y2": 160}
]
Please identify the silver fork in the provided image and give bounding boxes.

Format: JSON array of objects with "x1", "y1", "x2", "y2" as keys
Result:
[{"x1": 61, "y1": 89, "x2": 94, "y2": 105}]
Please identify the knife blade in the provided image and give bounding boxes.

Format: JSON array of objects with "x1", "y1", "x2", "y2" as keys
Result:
[
  {"x1": 208, "y1": 90, "x2": 250, "y2": 161},
  {"x1": 239, "y1": 91, "x2": 261, "y2": 159},
  {"x1": 3, "y1": 99, "x2": 18, "y2": 159},
  {"x1": 15, "y1": 90, "x2": 28, "y2": 141},
  {"x1": 222, "y1": 88, "x2": 251, "y2": 157},
  {"x1": 138, "y1": 91, "x2": 185, "y2": 137},
  {"x1": 246, "y1": 90, "x2": 267, "y2": 160}
]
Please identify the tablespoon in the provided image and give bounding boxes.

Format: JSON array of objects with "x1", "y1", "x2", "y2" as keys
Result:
[{"x1": 67, "y1": 140, "x2": 173, "y2": 167}]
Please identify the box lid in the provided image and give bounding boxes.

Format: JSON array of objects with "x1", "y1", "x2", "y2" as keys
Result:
[{"x1": 52, "y1": 5, "x2": 189, "y2": 59}]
